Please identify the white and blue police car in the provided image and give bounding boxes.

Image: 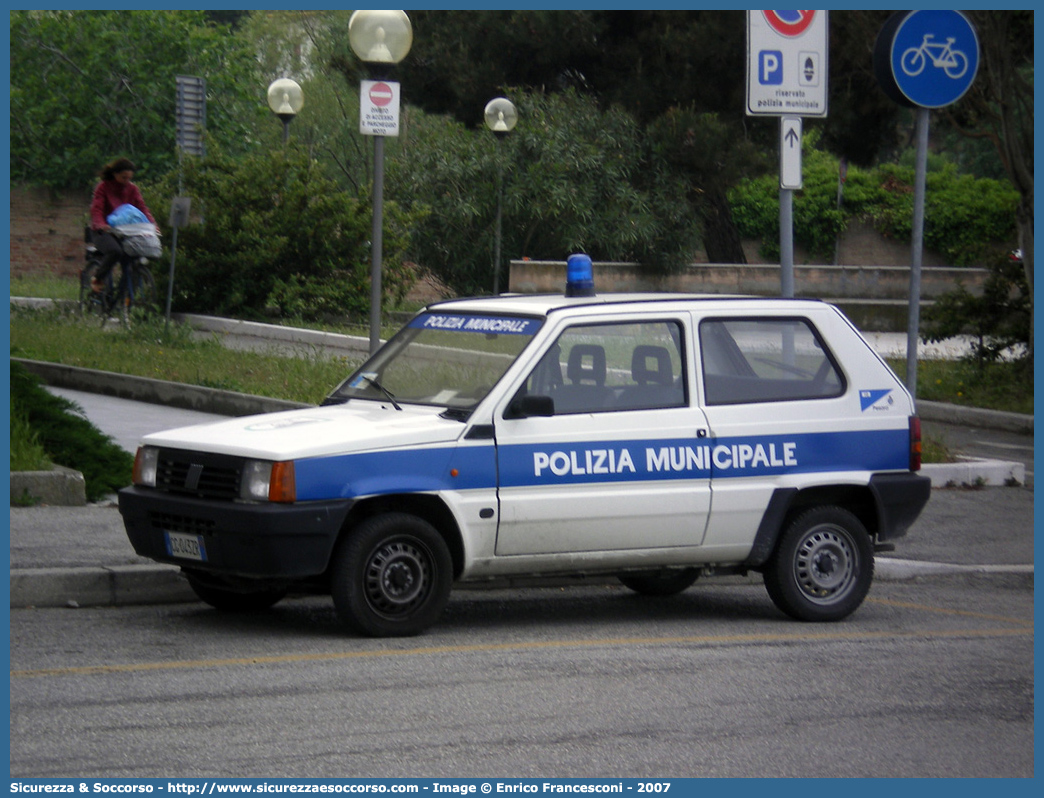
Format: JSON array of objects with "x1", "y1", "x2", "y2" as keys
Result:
[{"x1": 120, "y1": 255, "x2": 931, "y2": 636}]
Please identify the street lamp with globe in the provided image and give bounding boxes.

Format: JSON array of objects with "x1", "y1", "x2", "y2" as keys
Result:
[
  {"x1": 484, "y1": 97, "x2": 518, "y2": 295},
  {"x1": 266, "y1": 78, "x2": 304, "y2": 144}
]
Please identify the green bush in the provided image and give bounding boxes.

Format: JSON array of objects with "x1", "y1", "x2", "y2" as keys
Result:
[
  {"x1": 10, "y1": 362, "x2": 134, "y2": 502},
  {"x1": 145, "y1": 142, "x2": 418, "y2": 322},
  {"x1": 729, "y1": 141, "x2": 1019, "y2": 264}
]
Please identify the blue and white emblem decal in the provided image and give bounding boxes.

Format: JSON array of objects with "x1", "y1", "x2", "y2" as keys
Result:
[{"x1": 860, "y1": 389, "x2": 894, "y2": 411}]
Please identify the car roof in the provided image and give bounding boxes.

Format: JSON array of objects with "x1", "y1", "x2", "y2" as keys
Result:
[{"x1": 424, "y1": 292, "x2": 833, "y2": 318}]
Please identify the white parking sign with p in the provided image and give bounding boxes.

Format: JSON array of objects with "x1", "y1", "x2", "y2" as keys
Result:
[{"x1": 747, "y1": 10, "x2": 828, "y2": 117}]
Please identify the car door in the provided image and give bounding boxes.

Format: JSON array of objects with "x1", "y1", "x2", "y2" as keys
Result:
[
  {"x1": 695, "y1": 313, "x2": 856, "y2": 554},
  {"x1": 491, "y1": 315, "x2": 712, "y2": 556}
]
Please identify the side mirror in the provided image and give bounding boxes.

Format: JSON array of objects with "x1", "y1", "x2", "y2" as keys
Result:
[{"x1": 507, "y1": 394, "x2": 555, "y2": 419}]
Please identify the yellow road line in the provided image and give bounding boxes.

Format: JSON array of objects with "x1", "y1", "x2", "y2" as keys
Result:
[
  {"x1": 11, "y1": 626, "x2": 1032, "y2": 680},
  {"x1": 866, "y1": 596, "x2": 1034, "y2": 626}
]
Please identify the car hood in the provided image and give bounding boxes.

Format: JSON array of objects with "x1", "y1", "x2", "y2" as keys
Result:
[{"x1": 138, "y1": 401, "x2": 466, "y2": 460}]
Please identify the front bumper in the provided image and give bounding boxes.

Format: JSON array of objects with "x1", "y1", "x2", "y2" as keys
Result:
[{"x1": 118, "y1": 486, "x2": 354, "y2": 579}]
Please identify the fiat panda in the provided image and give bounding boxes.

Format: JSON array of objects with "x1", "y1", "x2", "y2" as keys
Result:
[{"x1": 120, "y1": 255, "x2": 930, "y2": 636}]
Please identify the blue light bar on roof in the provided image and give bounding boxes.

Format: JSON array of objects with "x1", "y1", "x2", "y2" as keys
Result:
[{"x1": 565, "y1": 253, "x2": 595, "y2": 297}]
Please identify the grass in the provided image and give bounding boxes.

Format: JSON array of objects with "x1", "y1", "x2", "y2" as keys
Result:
[
  {"x1": 10, "y1": 407, "x2": 52, "y2": 472},
  {"x1": 11, "y1": 306, "x2": 361, "y2": 406},
  {"x1": 886, "y1": 357, "x2": 1033, "y2": 416},
  {"x1": 10, "y1": 273, "x2": 80, "y2": 301}
]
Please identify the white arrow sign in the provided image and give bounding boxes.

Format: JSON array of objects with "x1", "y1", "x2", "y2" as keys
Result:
[{"x1": 780, "y1": 116, "x2": 803, "y2": 189}]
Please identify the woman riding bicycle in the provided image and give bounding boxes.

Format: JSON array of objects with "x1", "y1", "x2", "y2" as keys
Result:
[{"x1": 89, "y1": 157, "x2": 156, "y2": 292}]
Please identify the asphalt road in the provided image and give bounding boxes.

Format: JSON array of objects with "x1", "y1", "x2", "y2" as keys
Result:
[{"x1": 9, "y1": 577, "x2": 1033, "y2": 778}]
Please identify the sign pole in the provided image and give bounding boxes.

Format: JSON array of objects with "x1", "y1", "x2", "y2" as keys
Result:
[
  {"x1": 779, "y1": 116, "x2": 802, "y2": 297},
  {"x1": 359, "y1": 79, "x2": 402, "y2": 354},
  {"x1": 369, "y1": 135, "x2": 385, "y2": 354},
  {"x1": 747, "y1": 11, "x2": 827, "y2": 298},
  {"x1": 873, "y1": 10, "x2": 979, "y2": 401},
  {"x1": 906, "y1": 107, "x2": 930, "y2": 400}
]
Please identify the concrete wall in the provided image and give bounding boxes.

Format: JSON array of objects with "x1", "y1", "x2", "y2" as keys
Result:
[
  {"x1": 510, "y1": 260, "x2": 987, "y2": 300},
  {"x1": 509, "y1": 260, "x2": 988, "y2": 332}
]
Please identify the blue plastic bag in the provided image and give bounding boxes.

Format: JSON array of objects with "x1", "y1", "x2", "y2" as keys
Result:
[{"x1": 106, "y1": 203, "x2": 149, "y2": 227}]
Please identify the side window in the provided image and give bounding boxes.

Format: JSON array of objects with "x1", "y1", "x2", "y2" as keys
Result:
[
  {"x1": 699, "y1": 318, "x2": 844, "y2": 405},
  {"x1": 522, "y1": 321, "x2": 686, "y2": 414}
]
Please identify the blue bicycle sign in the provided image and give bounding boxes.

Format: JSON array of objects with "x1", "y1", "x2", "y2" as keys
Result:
[
  {"x1": 900, "y1": 33, "x2": 969, "y2": 79},
  {"x1": 884, "y1": 10, "x2": 979, "y2": 108}
]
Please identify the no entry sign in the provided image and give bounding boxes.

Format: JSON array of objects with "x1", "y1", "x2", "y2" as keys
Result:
[
  {"x1": 369, "y1": 82, "x2": 394, "y2": 107},
  {"x1": 360, "y1": 79, "x2": 401, "y2": 136}
]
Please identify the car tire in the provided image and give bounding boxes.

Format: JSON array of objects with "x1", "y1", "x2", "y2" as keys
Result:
[
  {"x1": 331, "y1": 513, "x2": 453, "y2": 637},
  {"x1": 618, "y1": 568, "x2": 700, "y2": 596},
  {"x1": 764, "y1": 506, "x2": 873, "y2": 622},
  {"x1": 185, "y1": 572, "x2": 287, "y2": 612}
]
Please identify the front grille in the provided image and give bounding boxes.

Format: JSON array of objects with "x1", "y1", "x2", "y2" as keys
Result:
[
  {"x1": 149, "y1": 511, "x2": 216, "y2": 536},
  {"x1": 156, "y1": 448, "x2": 243, "y2": 501}
]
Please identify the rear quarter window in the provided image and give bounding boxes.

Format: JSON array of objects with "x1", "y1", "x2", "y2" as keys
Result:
[{"x1": 699, "y1": 317, "x2": 845, "y2": 405}]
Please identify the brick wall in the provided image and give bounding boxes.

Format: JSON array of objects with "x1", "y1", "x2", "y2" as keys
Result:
[{"x1": 10, "y1": 185, "x2": 92, "y2": 279}]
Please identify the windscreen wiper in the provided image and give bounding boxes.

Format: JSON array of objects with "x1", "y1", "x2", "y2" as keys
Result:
[{"x1": 360, "y1": 375, "x2": 402, "y2": 411}]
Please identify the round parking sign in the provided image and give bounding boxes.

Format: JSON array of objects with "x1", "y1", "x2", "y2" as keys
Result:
[{"x1": 763, "y1": 10, "x2": 816, "y2": 38}]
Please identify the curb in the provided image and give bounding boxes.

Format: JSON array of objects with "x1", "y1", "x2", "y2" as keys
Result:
[
  {"x1": 13, "y1": 357, "x2": 308, "y2": 417},
  {"x1": 918, "y1": 399, "x2": 1032, "y2": 435},
  {"x1": 10, "y1": 465, "x2": 86, "y2": 507},
  {"x1": 874, "y1": 558, "x2": 1034, "y2": 584},
  {"x1": 11, "y1": 564, "x2": 195, "y2": 608},
  {"x1": 11, "y1": 558, "x2": 1033, "y2": 610},
  {"x1": 175, "y1": 313, "x2": 375, "y2": 357},
  {"x1": 919, "y1": 457, "x2": 1025, "y2": 488}
]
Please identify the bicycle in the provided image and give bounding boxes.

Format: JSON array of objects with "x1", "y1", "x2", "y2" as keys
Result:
[
  {"x1": 900, "y1": 34, "x2": 969, "y2": 80},
  {"x1": 79, "y1": 228, "x2": 158, "y2": 326}
]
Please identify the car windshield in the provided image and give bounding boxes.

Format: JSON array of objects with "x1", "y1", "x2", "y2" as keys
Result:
[{"x1": 325, "y1": 312, "x2": 542, "y2": 414}]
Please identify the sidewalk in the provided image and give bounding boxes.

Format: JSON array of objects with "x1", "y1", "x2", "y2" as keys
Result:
[{"x1": 9, "y1": 485, "x2": 1034, "y2": 609}]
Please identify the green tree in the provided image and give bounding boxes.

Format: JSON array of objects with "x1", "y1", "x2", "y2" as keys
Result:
[
  {"x1": 388, "y1": 90, "x2": 703, "y2": 296},
  {"x1": 10, "y1": 10, "x2": 260, "y2": 189},
  {"x1": 238, "y1": 10, "x2": 373, "y2": 195},
  {"x1": 956, "y1": 11, "x2": 1034, "y2": 355}
]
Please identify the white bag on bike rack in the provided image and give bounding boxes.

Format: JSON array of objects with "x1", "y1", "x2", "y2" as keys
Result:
[{"x1": 116, "y1": 222, "x2": 162, "y2": 259}]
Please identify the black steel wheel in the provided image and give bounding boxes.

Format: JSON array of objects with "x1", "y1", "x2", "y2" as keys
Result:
[
  {"x1": 331, "y1": 513, "x2": 453, "y2": 637},
  {"x1": 618, "y1": 568, "x2": 700, "y2": 596},
  {"x1": 185, "y1": 572, "x2": 287, "y2": 612},
  {"x1": 764, "y1": 506, "x2": 874, "y2": 622}
]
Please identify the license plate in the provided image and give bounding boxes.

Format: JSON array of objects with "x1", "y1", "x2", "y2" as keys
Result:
[{"x1": 165, "y1": 531, "x2": 207, "y2": 562}]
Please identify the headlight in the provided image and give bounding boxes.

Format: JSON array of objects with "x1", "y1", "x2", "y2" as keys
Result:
[
  {"x1": 133, "y1": 446, "x2": 159, "y2": 487},
  {"x1": 241, "y1": 459, "x2": 296, "y2": 503}
]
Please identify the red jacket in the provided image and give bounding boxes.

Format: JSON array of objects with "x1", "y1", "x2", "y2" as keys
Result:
[{"x1": 90, "y1": 179, "x2": 156, "y2": 230}]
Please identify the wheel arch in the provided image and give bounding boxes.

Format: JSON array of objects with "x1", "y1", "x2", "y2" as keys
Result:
[
  {"x1": 746, "y1": 483, "x2": 879, "y2": 569},
  {"x1": 336, "y1": 493, "x2": 466, "y2": 580}
]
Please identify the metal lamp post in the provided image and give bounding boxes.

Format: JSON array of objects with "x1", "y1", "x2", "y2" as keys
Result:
[
  {"x1": 267, "y1": 78, "x2": 304, "y2": 143},
  {"x1": 484, "y1": 97, "x2": 517, "y2": 295},
  {"x1": 349, "y1": 9, "x2": 413, "y2": 354}
]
